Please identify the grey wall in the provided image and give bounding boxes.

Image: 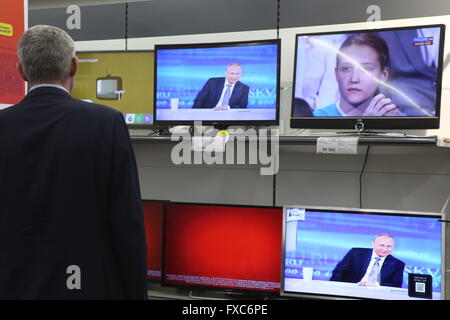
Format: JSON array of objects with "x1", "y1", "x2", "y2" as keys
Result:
[
  {"x1": 134, "y1": 141, "x2": 274, "y2": 206},
  {"x1": 29, "y1": 0, "x2": 450, "y2": 40},
  {"x1": 276, "y1": 144, "x2": 450, "y2": 212},
  {"x1": 134, "y1": 141, "x2": 450, "y2": 212}
]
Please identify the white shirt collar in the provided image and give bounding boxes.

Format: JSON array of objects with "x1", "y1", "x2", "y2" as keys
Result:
[
  {"x1": 371, "y1": 250, "x2": 388, "y2": 263},
  {"x1": 224, "y1": 79, "x2": 236, "y2": 88},
  {"x1": 29, "y1": 83, "x2": 70, "y2": 94}
]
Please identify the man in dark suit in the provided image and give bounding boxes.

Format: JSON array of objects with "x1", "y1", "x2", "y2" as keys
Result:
[
  {"x1": 193, "y1": 63, "x2": 249, "y2": 110},
  {"x1": 0, "y1": 25, "x2": 147, "y2": 299},
  {"x1": 330, "y1": 234, "x2": 405, "y2": 288}
]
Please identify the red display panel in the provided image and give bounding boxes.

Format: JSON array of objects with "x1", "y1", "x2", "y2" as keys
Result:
[
  {"x1": 0, "y1": 0, "x2": 26, "y2": 105},
  {"x1": 163, "y1": 203, "x2": 282, "y2": 293},
  {"x1": 142, "y1": 201, "x2": 165, "y2": 281}
]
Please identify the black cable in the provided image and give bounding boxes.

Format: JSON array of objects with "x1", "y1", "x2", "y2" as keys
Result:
[
  {"x1": 125, "y1": 3, "x2": 128, "y2": 51},
  {"x1": 277, "y1": 0, "x2": 280, "y2": 40},
  {"x1": 359, "y1": 145, "x2": 370, "y2": 208}
]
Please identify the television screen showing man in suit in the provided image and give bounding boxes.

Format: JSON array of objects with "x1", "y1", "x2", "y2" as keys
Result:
[
  {"x1": 282, "y1": 207, "x2": 442, "y2": 300},
  {"x1": 154, "y1": 41, "x2": 279, "y2": 123},
  {"x1": 330, "y1": 233, "x2": 405, "y2": 288},
  {"x1": 192, "y1": 63, "x2": 249, "y2": 110}
]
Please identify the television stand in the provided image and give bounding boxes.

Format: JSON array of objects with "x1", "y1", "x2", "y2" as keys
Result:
[
  {"x1": 305, "y1": 130, "x2": 436, "y2": 139},
  {"x1": 188, "y1": 289, "x2": 276, "y2": 300}
]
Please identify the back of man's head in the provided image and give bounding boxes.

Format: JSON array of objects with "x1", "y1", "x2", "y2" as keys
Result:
[{"x1": 17, "y1": 25, "x2": 75, "y2": 85}]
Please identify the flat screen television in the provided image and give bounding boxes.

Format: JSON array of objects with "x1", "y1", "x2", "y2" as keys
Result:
[
  {"x1": 153, "y1": 39, "x2": 281, "y2": 127},
  {"x1": 142, "y1": 200, "x2": 166, "y2": 281},
  {"x1": 72, "y1": 51, "x2": 155, "y2": 127},
  {"x1": 290, "y1": 24, "x2": 445, "y2": 130},
  {"x1": 162, "y1": 202, "x2": 282, "y2": 294},
  {"x1": 281, "y1": 206, "x2": 444, "y2": 300}
]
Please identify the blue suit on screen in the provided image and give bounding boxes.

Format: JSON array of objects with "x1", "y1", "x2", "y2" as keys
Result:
[
  {"x1": 379, "y1": 29, "x2": 439, "y2": 116},
  {"x1": 330, "y1": 248, "x2": 405, "y2": 288},
  {"x1": 192, "y1": 77, "x2": 249, "y2": 109}
]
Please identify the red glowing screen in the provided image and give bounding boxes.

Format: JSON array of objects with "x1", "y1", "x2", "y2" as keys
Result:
[
  {"x1": 0, "y1": 1, "x2": 26, "y2": 105},
  {"x1": 163, "y1": 203, "x2": 282, "y2": 292},
  {"x1": 142, "y1": 201, "x2": 165, "y2": 281}
]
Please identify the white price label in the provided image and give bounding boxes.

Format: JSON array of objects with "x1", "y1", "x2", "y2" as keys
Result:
[{"x1": 317, "y1": 137, "x2": 359, "y2": 154}]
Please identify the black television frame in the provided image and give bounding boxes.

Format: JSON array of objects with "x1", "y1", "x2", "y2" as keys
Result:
[
  {"x1": 280, "y1": 205, "x2": 445, "y2": 300},
  {"x1": 153, "y1": 39, "x2": 281, "y2": 127},
  {"x1": 74, "y1": 50, "x2": 156, "y2": 129},
  {"x1": 160, "y1": 201, "x2": 283, "y2": 297},
  {"x1": 290, "y1": 24, "x2": 446, "y2": 130}
]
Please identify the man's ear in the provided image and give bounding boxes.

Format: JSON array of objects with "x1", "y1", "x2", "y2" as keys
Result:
[
  {"x1": 16, "y1": 62, "x2": 28, "y2": 82},
  {"x1": 69, "y1": 57, "x2": 78, "y2": 77}
]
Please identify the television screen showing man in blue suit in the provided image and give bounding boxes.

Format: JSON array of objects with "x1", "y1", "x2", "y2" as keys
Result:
[
  {"x1": 154, "y1": 41, "x2": 279, "y2": 122},
  {"x1": 282, "y1": 208, "x2": 442, "y2": 299},
  {"x1": 330, "y1": 234, "x2": 405, "y2": 288},
  {"x1": 193, "y1": 63, "x2": 249, "y2": 110}
]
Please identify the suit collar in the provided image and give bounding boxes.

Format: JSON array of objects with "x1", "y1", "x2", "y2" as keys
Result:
[
  {"x1": 23, "y1": 86, "x2": 72, "y2": 100},
  {"x1": 30, "y1": 83, "x2": 70, "y2": 94},
  {"x1": 361, "y1": 248, "x2": 372, "y2": 271}
]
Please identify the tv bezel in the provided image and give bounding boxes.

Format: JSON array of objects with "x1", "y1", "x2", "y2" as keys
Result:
[
  {"x1": 161, "y1": 201, "x2": 283, "y2": 296},
  {"x1": 75, "y1": 50, "x2": 155, "y2": 129},
  {"x1": 153, "y1": 39, "x2": 281, "y2": 127},
  {"x1": 280, "y1": 205, "x2": 445, "y2": 300},
  {"x1": 290, "y1": 24, "x2": 446, "y2": 130}
]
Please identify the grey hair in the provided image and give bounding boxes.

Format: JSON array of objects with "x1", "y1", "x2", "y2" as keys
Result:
[
  {"x1": 227, "y1": 63, "x2": 242, "y2": 70},
  {"x1": 373, "y1": 233, "x2": 395, "y2": 241},
  {"x1": 17, "y1": 25, "x2": 75, "y2": 84}
]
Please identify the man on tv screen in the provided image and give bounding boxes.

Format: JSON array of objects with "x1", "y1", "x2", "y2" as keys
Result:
[
  {"x1": 192, "y1": 63, "x2": 250, "y2": 110},
  {"x1": 330, "y1": 233, "x2": 405, "y2": 288}
]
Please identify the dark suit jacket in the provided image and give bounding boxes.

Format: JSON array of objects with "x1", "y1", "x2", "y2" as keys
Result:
[
  {"x1": 379, "y1": 30, "x2": 438, "y2": 116},
  {"x1": 0, "y1": 87, "x2": 147, "y2": 299},
  {"x1": 192, "y1": 77, "x2": 249, "y2": 109},
  {"x1": 330, "y1": 248, "x2": 405, "y2": 288}
]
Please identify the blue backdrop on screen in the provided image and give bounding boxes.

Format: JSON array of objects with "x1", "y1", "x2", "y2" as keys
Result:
[
  {"x1": 155, "y1": 44, "x2": 278, "y2": 109},
  {"x1": 284, "y1": 210, "x2": 442, "y2": 291}
]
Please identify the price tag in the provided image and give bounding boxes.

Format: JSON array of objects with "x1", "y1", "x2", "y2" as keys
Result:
[{"x1": 317, "y1": 137, "x2": 359, "y2": 154}]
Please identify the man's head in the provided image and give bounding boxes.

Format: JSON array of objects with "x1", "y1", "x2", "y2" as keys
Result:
[
  {"x1": 225, "y1": 63, "x2": 242, "y2": 84},
  {"x1": 17, "y1": 25, "x2": 77, "y2": 89},
  {"x1": 372, "y1": 233, "x2": 395, "y2": 257}
]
